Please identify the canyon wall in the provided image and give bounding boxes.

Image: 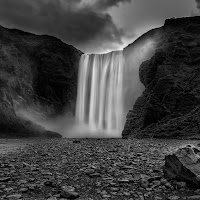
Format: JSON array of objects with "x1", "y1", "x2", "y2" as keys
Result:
[
  {"x1": 0, "y1": 25, "x2": 82, "y2": 137},
  {"x1": 123, "y1": 16, "x2": 200, "y2": 139}
]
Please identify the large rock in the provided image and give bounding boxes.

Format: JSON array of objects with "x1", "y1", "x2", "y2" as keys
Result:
[
  {"x1": 123, "y1": 16, "x2": 200, "y2": 139},
  {"x1": 163, "y1": 144, "x2": 200, "y2": 187},
  {"x1": 0, "y1": 25, "x2": 82, "y2": 137}
]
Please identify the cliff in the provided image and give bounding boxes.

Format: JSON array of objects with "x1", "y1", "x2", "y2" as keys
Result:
[
  {"x1": 123, "y1": 16, "x2": 200, "y2": 139},
  {"x1": 0, "y1": 25, "x2": 82, "y2": 137}
]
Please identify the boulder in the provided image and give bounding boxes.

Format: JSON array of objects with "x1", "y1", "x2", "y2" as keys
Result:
[{"x1": 163, "y1": 144, "x2": 200, "y2": 187}]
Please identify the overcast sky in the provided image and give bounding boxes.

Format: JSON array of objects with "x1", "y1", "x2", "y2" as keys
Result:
[{"x1": 0, "y1": 0, "x2": 198, "y2": 53}]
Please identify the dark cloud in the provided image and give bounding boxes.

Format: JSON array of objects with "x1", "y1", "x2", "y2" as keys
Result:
[
  {"x1": 90, "y1": 0, "x2": 131, "y2": 11},
  {"x1": 196, "y1": 0, "x2": 200, "y2": 9},
  {"x1": 191, "y1": 0, "x2": 200, "y2": 16},
  {"x1": 0, "y1": 0, "x2": 131, "y2": 53}
]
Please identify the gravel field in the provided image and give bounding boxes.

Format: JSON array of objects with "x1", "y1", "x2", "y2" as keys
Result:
[{"x1": 0, "y1": 138, "x2": 200, "y2": 200}]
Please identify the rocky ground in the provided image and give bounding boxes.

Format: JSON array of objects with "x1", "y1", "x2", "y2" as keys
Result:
[{"x1": 1, "y1": 138, "x2": 200, "y2": 200}]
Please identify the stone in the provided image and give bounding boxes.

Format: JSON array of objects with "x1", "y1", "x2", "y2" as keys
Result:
[
  {"x1": 195, "y1": 189, "x2": 200, "y2": 194},
  {"x1": 88, "y1": 172, "x2": 101, "y2": 177},
  {"x1": 155, "y1": 197, "x2": 163, "y2": 200},
  {"x1": 163, "y1": 144, "x2": 200, "y2": 187},
  {"x1": 140, "y1": 179, "x2": 149, "y2": 188},
  {"x1": 4, "y1": 187, "x2": 14, "y2": 192},
  {"x1": 123, "y1": 192, "x2": 131, "y2": 196},
  {"x1": 18, "y1": 180, "x2": 27, "y2": 185},
  {"x1": 0, "y1": 184, "x2": 6, "y2": 189},
  {"x1": 167, "y1": 196, "x2": 180, "y2": 200},
  {"x1": 60, "y1": 186, "x2": 79, "y2": 199},
  {"x1": 6, "y1": 194, "x2": 22, "y2": 200},
  {"x1": 85, "y1": 169, "x2": 95, "y2": 175},
  {"x1": 118, "y1": 178, "x2": 130, "y2": 183},
  {"x1": 102, "y1": 194, "x2": 111, "y2": 198},
  {"x1": 19, "y1": 188, "x2": 28, "y2": 193},
  {"x1": 160, "y1": 178, "x2": 168, "y2": 185},
  {"x1": 0, "y1": 177, "x2": 11, "y2": 182},
  {"x1": 22, "y1": 162, "x2": 30, "y2": 167},
  {"x1": 175, "y1": 181, "x2": 187, "y2": 188},
  {"x1": 47, "y1": 197, "x2": 57, "y2": 200},
  {"x1": 152, "y1": 180, "x2": 161, "y2": 186},
  {"x1": 184, "y1": 195, "x2": 200, "y2": 200},
  {"x1": 165, "y1": 182, "x2": 174, "y2": 190}
]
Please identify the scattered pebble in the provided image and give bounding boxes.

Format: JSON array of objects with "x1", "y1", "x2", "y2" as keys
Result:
[{"x1": 0, "y1": 138, "x2": 199, "y2": 199}]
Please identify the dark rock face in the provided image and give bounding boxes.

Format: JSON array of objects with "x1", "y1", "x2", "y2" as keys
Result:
[
  {"x1": 123, "y1": 16, "x2": 200, "y2": 139},
  {"x1": 163, "y1": 144, "x2": 200, "y2": 187},
  {"x1": 0, "y1": 25, "x2": 82, "y2": 137}
]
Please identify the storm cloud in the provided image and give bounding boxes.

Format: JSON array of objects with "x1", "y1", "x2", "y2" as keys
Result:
[
  {"x1": 196, "y1": 0, "x2": 200, "y2": 9},
  {"x1": 191, "y1": 0, "x2": 200, "y2": 16},
  {"x1": 89, "y1": 0, "x2": 131, "y2": 11},
  {"x1": 0, "y1": 0, "x2": 131, "y2": 53}
]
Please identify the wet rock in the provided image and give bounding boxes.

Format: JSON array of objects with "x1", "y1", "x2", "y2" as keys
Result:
[
  {"x1": 19, "y1": 188, "x2": 28, "y2": 193},
  {"x1": 102, "y1": 194, "x2": 111, "y2": 198},
  {"x1": 183, "y1": 195, "x2": 200, "y2": 200},
  {"x1": 4, "y1": 187, "x2": 14, "y2": 193},
  {"x1": 152, "y1": 180, "x2": 161, "y2": 186},
  {"x1": 140, "y1": 179, "x2": 149, "y2": 188},
  {"x1": 194, "y1": 189, "x2": 200, "y2": 194},
  {"x1": 88, "y1": 172, "x2": 101, "y2": 178},
  {"x1": 6, "y1": 194, "x2": 22, "y2": 200},
  {"x1": 163, "y1": 144, "x2": 200, "y2": 187},
  {"x1": 0, "y1": 177, "x2": 11, "y2": 182},
  {"x1": 175, "y1": 181, "x2": 187, "y2": 188},
  {"x1": 22, "y1": 162, "x2": 30, "y2": 168},
  {"x1": 167, "y1": 196, "x2": 180, "y2": 200},
  {"x1": 18, "y1": 180, "x2": 27, "y2": 185},
  {"x1": 118, "y1": 178, "x2": 130, "y2": 183},
  {"x1": 154, "y1": 196, "x2": 163, "y2": 200},
  {"x1": 47, "y1": 197, "x2": 57, "y2": 200},
  {"x1": 60, "y1": 186, "x2": 79, "y2": 199},
  {"x1": 165, "y1": 182, "x2": 174, "y2": 190},
  {"x1": 160, "y1": 178, "x2": 168, "y2": 185},
  {"x1": 84, "y1": 169, "x2": 95, "y2": 175}
]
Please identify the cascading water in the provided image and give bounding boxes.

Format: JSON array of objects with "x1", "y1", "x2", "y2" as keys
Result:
[{"x1": 76, "y1": 51, "x2": 124, "y2": 137}]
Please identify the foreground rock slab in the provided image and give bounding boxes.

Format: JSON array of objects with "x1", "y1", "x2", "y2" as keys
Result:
[{"x1": 163, "y1": 144, "x2": 200, "y2": 187}]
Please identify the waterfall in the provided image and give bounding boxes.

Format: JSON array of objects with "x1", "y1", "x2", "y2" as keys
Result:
[{"x1": 76, "y1": 51, "x2": 124, "y2": 137}]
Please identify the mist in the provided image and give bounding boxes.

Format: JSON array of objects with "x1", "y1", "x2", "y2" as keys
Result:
[
  {"x1": 123, "y1": 39, "x2": 157, "y2": 120},
  {"x1": 16, "y1": 106, "x2": 123, "y2": 138},
  {"x1": 15, "y1": 106, "x2": 76, "y2": 138}
]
